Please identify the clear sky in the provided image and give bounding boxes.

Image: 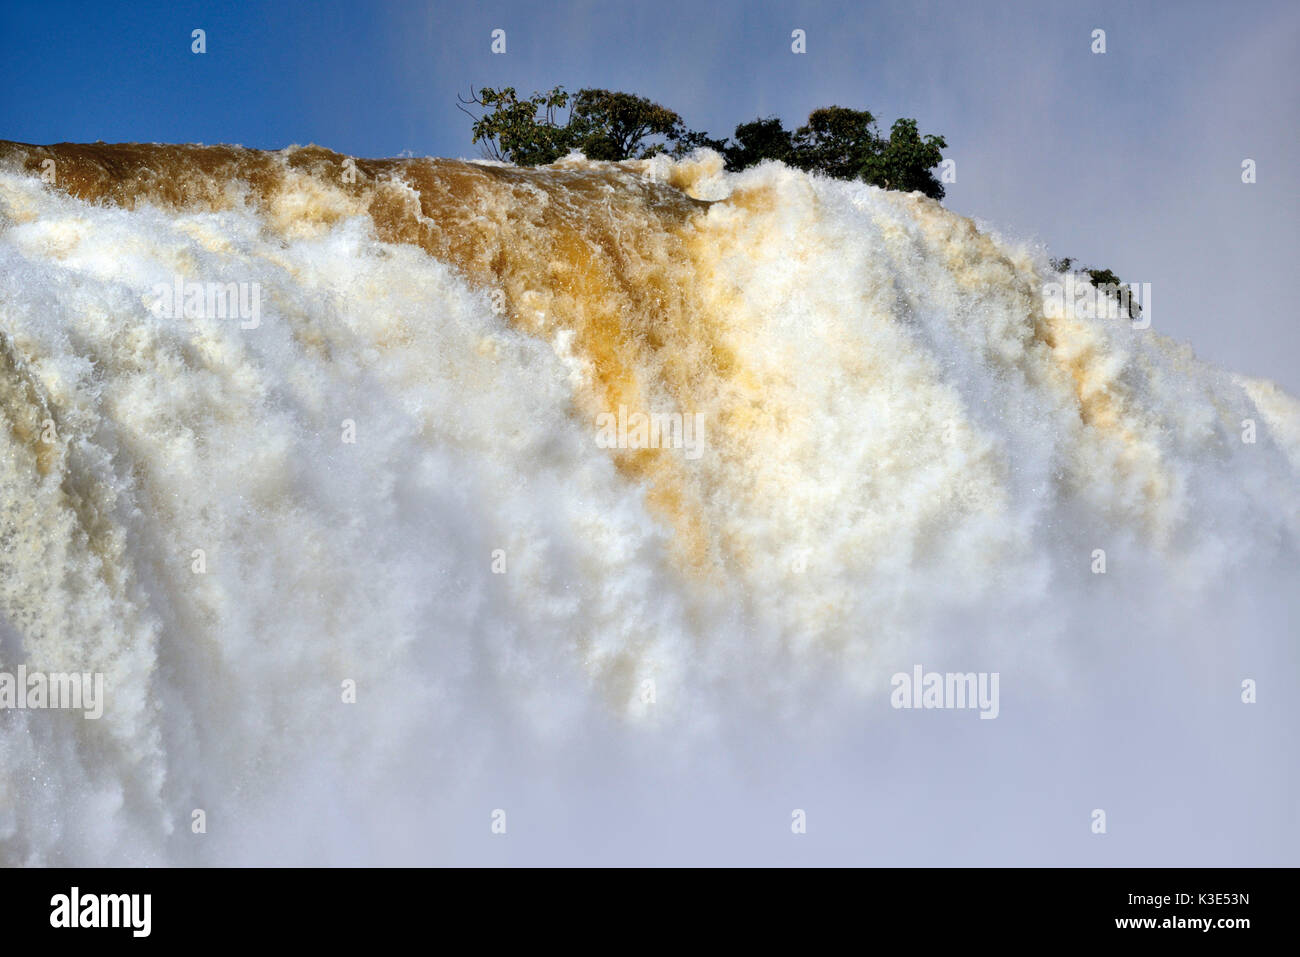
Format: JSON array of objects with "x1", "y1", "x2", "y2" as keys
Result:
[{"x1": 2, "y1": 0, "x2": 1296, "y2": 389}]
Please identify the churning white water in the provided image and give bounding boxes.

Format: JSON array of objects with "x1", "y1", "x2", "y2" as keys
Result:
[{"x1": 0, "y1": 144, "x2": 1296, "y2": 865}]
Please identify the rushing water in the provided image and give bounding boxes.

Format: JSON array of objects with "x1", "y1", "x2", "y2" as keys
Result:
[{"x1": 0, "y1": 142, "x2": 1296, "y2": 865}]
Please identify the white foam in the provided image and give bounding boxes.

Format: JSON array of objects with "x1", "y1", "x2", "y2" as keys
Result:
[{"x1": 0, "y1": 156, "x2": 1296, "y2": 864}]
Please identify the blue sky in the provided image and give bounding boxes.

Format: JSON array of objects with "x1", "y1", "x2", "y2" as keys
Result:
[{"x1": 2, "y1": 0, "x2": 1296, "y2": 388}]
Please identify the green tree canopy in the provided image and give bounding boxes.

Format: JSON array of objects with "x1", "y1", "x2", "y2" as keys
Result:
[
  {"x1": 458, "y1": 86, "x2": 701, "y2": 164},
  {"x1": 457, "y1": 86, "x2": 576, "y2": 166},
  {"x1": 459, "y1": 86, "x2": 950, "y2": 199},
  {"x1": 860, "y1": 118, "x2": 948, "y2": 198},
  {"x1": 567, "y1": 89, "x2": 686, "y2": 160},
  {"x1": 791, "y1": 107, "x2": 880, "y2": 181},
  {"x1": 723, "y1": 117, "x2": 796, "y2": 169},
  {"x1": 723, "y1": 109, "x2": 947, "y2": 199}
]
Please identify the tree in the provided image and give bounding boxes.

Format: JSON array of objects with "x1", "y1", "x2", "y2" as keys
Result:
[
  {"x1": 723, "y1": 107, "x2": 948, "y2": 199},
  {"x1": 671, "y1": 128, "x2": 730, "y2": 159},
  {"x1": 456, "y1": 86, "x2": 576, "y2": 166},
  {"x1": 722, "y1": 117, "x2": 796, "y2": 170},
  {"x1": 567, "y1": 89, "x2": 686, "y2": 160},
  {"x1": 860, "y1": 118, "x2": 948, "y2": 199},
  {"x1": 456, "y1": 86, "x2": 950, "y2": 200},
  {"x1": 792, "y1": 107, "x2": 880, "y2": 180},
  {"x1": 458, "y1": 86, "x2": 710, "y2": 165}
]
